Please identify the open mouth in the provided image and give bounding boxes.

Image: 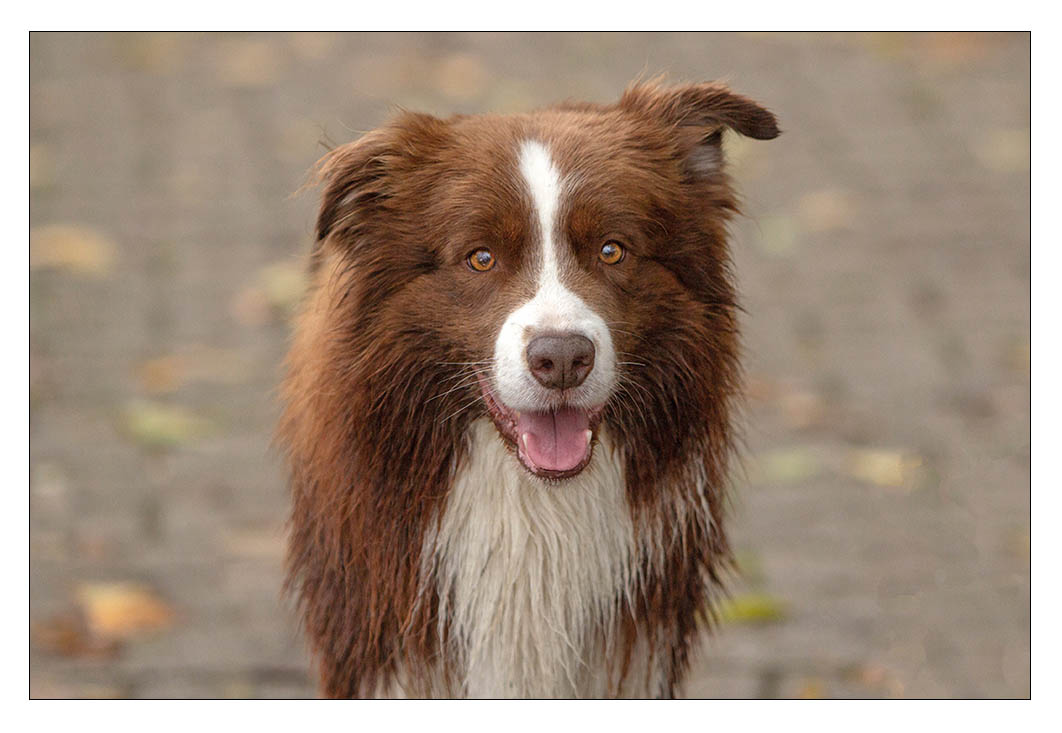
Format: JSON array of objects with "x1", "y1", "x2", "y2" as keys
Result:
[{"x1": 480, "y1": 378, "x2": 603, "y2": 480}]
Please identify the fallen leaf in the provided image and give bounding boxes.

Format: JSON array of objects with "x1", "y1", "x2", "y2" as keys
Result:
[
  {"x1": 714, "y1": 592, "x2": 787, "y2": 625},
  {"x1": 224, "y1": 527, "x2": 286, "y2": 559},
  {"x1": 31, "y1": 677, "x2": 127, "y2": 699},
  {"x1": 136, "y1": 356, "x2": 183, "y2": 394},
  {"x1": 122, "y1": 400, "x2": 212, "y2": 449},
  {"x1": 796, "y1": 677, "x2": 827, "y2": 699},
  {"x1": 32, "y1": 613, "x2": 120, "y2": 658},
  {"x1": 1000, "y1": 337, "x2": 1030, "y2": 375},
  {"x1": 843, "y1": 663, "x2": 905, "y2": 698},
  {"x1": 234, "y1": 261, "x2": 308, "y2": 325},
  {"x1": 756, "y1": 215, "x2": 799, "y2": 257},
  {"x1": 135, "y1": 346, "x2": 249, "y2": 394},
  {"x1": 862, "y1": 32, "x2": 996, "y2": 70},
  {"x1": 259, "y1": 262, "x2": 308, "y2": 314},
  {"x1": 30, "y1": 225, "x2": 116, "y2": 277},
  {"x1": 752, "y1": 447, "x2": 821, "y2": 485},
  {"x1": 223, "y1": 678, "x2": 256, "y2": 699},
  {"x1": 920, "y1": 32, "x2": 996, "y2": 68},
  {"x1": 846, "y1": 449, "x2": 923, "y2": 490},
  {"x1": 75, "y1": 582, "x2": 175, "y2": 639}
]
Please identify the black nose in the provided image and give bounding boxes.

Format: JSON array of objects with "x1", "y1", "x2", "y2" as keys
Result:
[{"x1": 526, "y1": 332, "x2": 595, "y2": 390}]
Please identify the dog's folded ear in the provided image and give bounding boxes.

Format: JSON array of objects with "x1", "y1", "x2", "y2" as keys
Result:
[
  {"x1": 619, "y1": 80, "x2": 779, "y2": 178},
  {"x1": 312, "y1": 112, "x2": 449, "y2": 251},
  {"x1": 313, "y1": 127, "x2": 393, "y2": 245}
]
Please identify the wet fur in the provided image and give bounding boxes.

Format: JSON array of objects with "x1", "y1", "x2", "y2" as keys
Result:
[{"x1": 278, "y1": 79, "x2": 779, "y2": 698}]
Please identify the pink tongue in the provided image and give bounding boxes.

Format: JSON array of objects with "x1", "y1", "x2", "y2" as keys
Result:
[{"x1": 517, "y1": 407, "x2": 591, "y2": 473}]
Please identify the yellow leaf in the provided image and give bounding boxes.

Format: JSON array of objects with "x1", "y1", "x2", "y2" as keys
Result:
[
  {"x1": 234, "y1": 261, "x2": 308, "y2": 326},
  {"x1": 714, "y1": 593, "x2": 787, "y2": 625},
  {"x1": 756, "y1": 215, "x2": 799, "y2": 256},
  {"x1": 122, "y1": 400, "x2": 211, "y2": 449},
  {"x1": 30, "y1": 225, "x2": 116, "y2": 277},
  {"x1": 797, "y1": 677, "x2": 827, "y2": 699},
  {"x1": 75, "y1": 582, "x2": 175, "y2": 639},
  {"x1": 847, "y1": 449, "x2": 923, "y2": 489},
  {"x1": 259, "y1": 262, "x2": 308, "y2": 314}
]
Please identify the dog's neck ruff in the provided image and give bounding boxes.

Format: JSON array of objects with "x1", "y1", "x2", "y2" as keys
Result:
[{"x1": 412, "y1": 419, "x2": 669, "y2": 698}]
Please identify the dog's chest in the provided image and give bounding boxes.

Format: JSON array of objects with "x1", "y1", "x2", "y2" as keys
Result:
[{"x1": 421, "y1": 419, "x2": 662, "y2": 698}]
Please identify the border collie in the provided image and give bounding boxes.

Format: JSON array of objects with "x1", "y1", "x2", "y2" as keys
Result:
[{"x1": 278, "y1": 78, "x2": 779, "y2": 698}]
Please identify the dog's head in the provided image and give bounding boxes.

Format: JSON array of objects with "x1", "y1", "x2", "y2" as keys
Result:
[{"x1": 311, "y1": 80, "x2": 778, "y2": 482}]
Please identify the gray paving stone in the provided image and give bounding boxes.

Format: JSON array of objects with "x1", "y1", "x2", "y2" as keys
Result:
[{"x1": 30, "y1": 31, "x2": 1030, "y2": 699}]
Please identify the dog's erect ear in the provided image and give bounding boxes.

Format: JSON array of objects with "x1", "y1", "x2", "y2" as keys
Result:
[
  {"x1": 619, "y1": 80, "x2": 780, "y2": 177},
  {"x1": 312, "y1": 112, "x2": 449, "y2": 252}
]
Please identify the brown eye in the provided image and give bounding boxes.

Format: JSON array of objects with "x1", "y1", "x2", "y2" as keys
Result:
[
  {"x1": 599, "y1": 240, "x2": 625, "y2": 265},
  {"x1": 467, "y1": 248, "x2": 495, "y2": 272}
]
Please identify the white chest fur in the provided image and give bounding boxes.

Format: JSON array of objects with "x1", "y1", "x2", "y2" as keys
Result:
[{"x1": 418, "y1": 419, "x2": 667, "y2": 698}]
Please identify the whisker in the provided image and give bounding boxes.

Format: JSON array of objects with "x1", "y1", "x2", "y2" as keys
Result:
[
  {"x1": 425, "y1": 378, "x2": 480, "y2": 404},
  {"x1": 437, "y1": 367, "x2": 492, "y2": 384},
  {"x1": 438, "y1": 394, "x2": 484, "y2": 425}
]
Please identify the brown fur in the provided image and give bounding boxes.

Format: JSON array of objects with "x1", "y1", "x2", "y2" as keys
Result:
[{"x1": 278, "y1": 79, "x2": 779, "y2": 698}]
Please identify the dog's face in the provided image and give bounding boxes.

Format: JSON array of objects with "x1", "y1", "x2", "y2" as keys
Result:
[{"x1": 313, "y1": 82, "x2": 778, "y2": 481}]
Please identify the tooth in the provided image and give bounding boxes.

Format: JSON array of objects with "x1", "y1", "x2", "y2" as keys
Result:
[
  {"x1": 519, "y1": 433, "x2": 538, "y2": 470},
  {"x1": 584, "y1": 429, "x2": 592, "y2": 444}
]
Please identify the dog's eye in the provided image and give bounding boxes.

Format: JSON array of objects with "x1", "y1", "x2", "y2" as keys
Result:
[
  {"x1": 599, "y1": 241, "x2": 625, "y2": 265},
  {"x1": 467, "y1": 248, "x2": 495, "y2": 272}
]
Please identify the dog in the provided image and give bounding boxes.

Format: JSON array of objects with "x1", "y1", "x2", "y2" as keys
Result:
[{"x1": 278, "y1": 78, "x2": 779, "y2": 698}]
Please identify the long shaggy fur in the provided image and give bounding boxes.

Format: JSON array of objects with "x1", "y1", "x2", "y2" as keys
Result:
[{"x1": 278, "y1": 79, "x2": 779, "y2": 698}]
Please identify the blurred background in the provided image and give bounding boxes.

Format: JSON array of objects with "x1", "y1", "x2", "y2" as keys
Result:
[{"x1": 29, "y1": 32, "x2": 1029, "y2": 699}]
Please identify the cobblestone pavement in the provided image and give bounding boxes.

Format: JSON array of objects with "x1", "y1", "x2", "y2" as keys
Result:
[{"x1": 29, "y1": 32, "x2": 1030, "y2": 699}]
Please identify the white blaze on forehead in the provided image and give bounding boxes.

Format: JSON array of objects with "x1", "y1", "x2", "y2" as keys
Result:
[
  {"x1": 489, "y1": 140, "x2": 617, "y2": 414},
  {"x1": 519, "y1": 140, "x2": 564, "y2": 282}
]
